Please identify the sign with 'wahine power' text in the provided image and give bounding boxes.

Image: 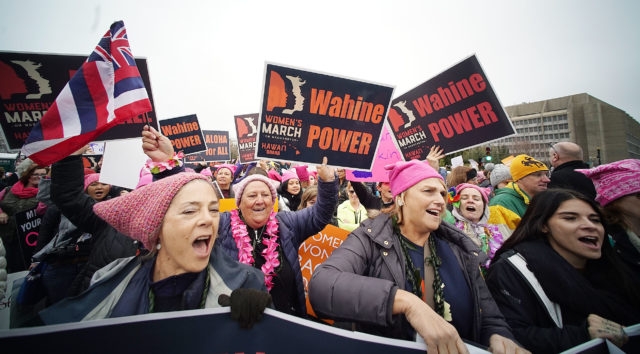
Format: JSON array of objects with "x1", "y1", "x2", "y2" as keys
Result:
[
  {"x1": 387, "y1": 55, "x2": 515, "y2": 160},
  {"x1": 256, "y1": 63, "x2": 394, "y2": 170}
]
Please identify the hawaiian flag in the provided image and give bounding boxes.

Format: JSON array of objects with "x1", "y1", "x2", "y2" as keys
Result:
[{"x1": 21, "y1": 21, "x2": 152, "y2": 166}]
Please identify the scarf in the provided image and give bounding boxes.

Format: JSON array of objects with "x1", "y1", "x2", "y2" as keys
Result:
[
  {"x1": 515, "y1": 239, "x2": 640, "y2": 325},
  {"x1": 10, "y1": 181, "x2": 38, "y2": 198}
]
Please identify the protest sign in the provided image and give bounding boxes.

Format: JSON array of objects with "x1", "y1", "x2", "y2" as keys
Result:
[
  {"x1": 256, "y1": 63, "x2": 394, "y2": 169},
  {"x1": 298, "y1": 225, "x2": 349, "y2": 320},
  {"x1": 158, "y1": 114, "x2": 206, "y2": 155},
  {"x1": 346, "y1": 123, "x2": 403, "y2": 182},
  {"x1": 0, "y1": 51, "x2": 156, "y2": 150},
  {"x1": 13, "y1": 207, "x2": 41, "y2": 270},
  {"x1": 0, "y1": 308, "x2": 442, "y2": 354},
  {"x1": 234, "y1": 113, "x2": 259, "y2": 163},
  {"x1": 387, "y1": 55, "x2": 515, "y2": 160},
  {"x1": 185, "y1": 130, "x2": 230, "y2": 162}
]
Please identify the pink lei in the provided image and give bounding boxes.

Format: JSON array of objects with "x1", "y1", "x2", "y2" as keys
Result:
[{"x1": 230, "y1": 209, "x2": 280, "y2": 291}]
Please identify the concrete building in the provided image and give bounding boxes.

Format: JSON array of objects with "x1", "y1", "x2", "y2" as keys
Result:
[{"x1": 494, "y1": 93, "x2": 640, "y2": 166}]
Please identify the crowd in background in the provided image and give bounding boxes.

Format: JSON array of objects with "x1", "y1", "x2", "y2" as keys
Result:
[{"x1": 1, "y1": 136, "x2": 639, "y2": 354}]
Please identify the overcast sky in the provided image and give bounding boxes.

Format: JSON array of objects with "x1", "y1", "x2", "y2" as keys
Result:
[{"x1": 1, "y1": 0, "x2": 639, "y2": 139}]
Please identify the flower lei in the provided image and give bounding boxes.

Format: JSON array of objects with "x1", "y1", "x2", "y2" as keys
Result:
[
  {"x1": 145, "y1": 151, "x2": 184, "y2": 174},
  {"x1": 230, "y1": 209, "x2": 280, "y2": 291},
  {"x1": 455, "y1": 221, "x2": 504, "y2": 269}
]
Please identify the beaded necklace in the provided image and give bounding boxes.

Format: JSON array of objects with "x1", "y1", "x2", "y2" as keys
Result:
[{"x1": 394, "y1": 218, "x2": 445, "y2": 317}]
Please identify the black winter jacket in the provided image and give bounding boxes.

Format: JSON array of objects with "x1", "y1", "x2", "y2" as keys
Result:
[{"x1": 51, "y1": 155, "x2": 141, "y2": 296}]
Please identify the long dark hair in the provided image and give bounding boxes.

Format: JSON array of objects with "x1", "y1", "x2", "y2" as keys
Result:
[
  {"x1": 496, "y1": 189, "x2": 640, "y2": 305},
  {"x1": 495, "y1": 189, "x2": 602, "y2": 259}
]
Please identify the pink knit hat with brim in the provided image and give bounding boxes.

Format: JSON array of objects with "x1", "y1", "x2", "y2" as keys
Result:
[
  {"x1": 233, "y1": 174, "x2": 278, "y2": 206},
  {"x1": 455, "y1": 183, "x2": 490, "y2": 205},
  {"x1": 93, "y1": 173, "x2": 210, "y2": 250},
  {"x1": 577, "y1": 159, "x2": 640, "y2": 206},
  {"x1": 84, "y1": 173, "x2": 101, "y2": 191},
  {"x1": 200, "y1": 167, "x2": 213, "y2": 177},
  {"x1": 216, "y1": 164, "x2": 236, "y2": 175},
  {"x1": 294, "y1": 165, "x2": 309, "y2": 182},
  {"x1": 385, "y1": 160, "x2": 444, "y2": 198}
]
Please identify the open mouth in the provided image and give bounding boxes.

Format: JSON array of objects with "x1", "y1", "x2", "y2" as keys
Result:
[
  {"x1": 193, "y1": 235, "x2": 212, "y2": 255},
  {"x1": 465, "y1": 205, "x2": 477, "y2": 212},
  {"x1": 578, "y1": 236, "x2": 599, "y2": 247},
  {"x1": 426, "y1": 209, "x2": 440, "y2": 217}
]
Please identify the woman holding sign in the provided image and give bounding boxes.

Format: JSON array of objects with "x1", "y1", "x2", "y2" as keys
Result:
[
  {"x1": 142, "y1": 125, "x2": 338, "y2": 318},
  {"x1": 309, "y1": 159, "x2": 528, "y2": 354}
]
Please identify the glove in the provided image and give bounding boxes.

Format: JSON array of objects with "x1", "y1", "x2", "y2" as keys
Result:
[{"x1": 218, "y1": 288, "x2": 272, "y2": 329}]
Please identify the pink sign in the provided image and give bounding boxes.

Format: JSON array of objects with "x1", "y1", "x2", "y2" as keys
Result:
[{"x1": 346, "y1": 124, "x2": 403, "y2": 182}]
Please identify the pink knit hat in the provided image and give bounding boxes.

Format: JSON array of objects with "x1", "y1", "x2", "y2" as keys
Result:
[
  {"x1": 577, "y1": 159, "x2": 640, "y2": 206},
  {"x1": 281, "y1": 169, "x2": 299, "y2": 183},
  {"x1": 93, "y1": 172, "x2": 210, "y2": 250},
  {"x1": 200, "y1": 167, "x2": 213, "y2": 178},
  {"x1": 233, "y1": 174, "x2": 278, "y2": 206},
  {"x1": 294, "y1": 165, "x2": 309, "y2": 182},
  {"x1": 385, "y1": 160, "x2": 444, "y2": 198},
  {"x1": 216, "y1": 164, "x2": 236, "y2": 175},
  {"x1": 267, "y1": 169, "x2": 282, "y2": 182},
  {"x1": 84, "y1": 173, "x2": 101, "y2": 191},
  {"x1": 455, "y1": 183, "x2": 490, "y2": 205}
]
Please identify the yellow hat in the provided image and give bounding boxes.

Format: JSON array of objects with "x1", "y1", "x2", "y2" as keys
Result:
[{"x1": 509, "y1": 154, "x2": 548, "y2": 181}]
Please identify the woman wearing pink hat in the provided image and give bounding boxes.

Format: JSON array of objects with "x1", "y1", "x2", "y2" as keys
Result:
[
  {"x1": 277, "y1": 168, "x2": 302, "y2": 211},
  {"x1": 141, "y1": 125, "x2": 338, "y2": 318},
  {"x1": 213, "y1": 163, "x2": 237, "y2": 199},
  {"x1": 39, "y1": 171, "x2": 268, "y2": 326},
  {"x1": 578, "y1": 159, "x2": 640, "y2": 277},
  {"x1": 448, "y1": 183, "x2": 507, "y2": 273},
  {"x1": 309, "y1": 159, "x2": 526, "y2": 354}
]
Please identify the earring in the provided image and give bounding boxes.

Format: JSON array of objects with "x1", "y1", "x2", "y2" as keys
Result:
[{"x1": 156, "y1": 243, "x2": 162, "y2": 251}]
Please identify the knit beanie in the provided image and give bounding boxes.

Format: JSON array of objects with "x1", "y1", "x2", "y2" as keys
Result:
[
  {"x1": 267, "y1": 169, "x2": 282, "y2": 182},
  {"x1": 294, "y1": 165, "x2": 310, "y2": 182},
  {"x1": 281, "y1": 169, "x2": 299, "y2": 183},
  {"x1": 232, "y1": 174, "x2": 278, "y2": 206},
  {"x1": 84, "y1": 173, "x2": 101, "y2": 191},
  {"x1": 93, "y1": 172, "x2": 209, "y2": 250},
  {"x1": 216, "y1": 164, "x2": 237, "y2": 175},
  {"x1": 200, "y1": 167, "x2": 213, "y2": 178},
  {"x1": 484, "y1": 163, "x2": 495, "y2": 173},
  {"x1": 509, "y1": 154, "x2": 548, "y2": 181},
  {"x1": 455, "y1": 183, "x2": 490, "y2": 205},
  {"x1": 490, "y1": 164, "x2": 512, "y2": 187},
  {"x1": 385, "y1": 160, "x2": 444, "y2": 198},
  {"x1": 577, "y1": 159, "x2": 640, "y2": 206}
]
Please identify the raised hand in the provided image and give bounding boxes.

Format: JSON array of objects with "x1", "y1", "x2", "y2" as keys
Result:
[
  {"x1": 142, "y1": 125, "x2": 175, "y2": 162},
  {"x1": 316, "y1": 157, "x2": 336, "y2": 182},
  {"x1": 426, "y1": 145, "x2": 445, "y2": 171}
]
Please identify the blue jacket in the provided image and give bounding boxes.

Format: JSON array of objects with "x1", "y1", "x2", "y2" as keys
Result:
[
  {"x1": 39, "y1": 246, "x2": 266, "y2": 324},
  {"x1": 216, "y1": 177, "x2": 338, "y2": 316}
]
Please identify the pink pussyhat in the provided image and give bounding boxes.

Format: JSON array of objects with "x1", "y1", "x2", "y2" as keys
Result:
[
  {"x1": 385, "y1": 159, "x2": 444, "y2": 198},
  {"x1": 577, "y1": 159, "x2": 640, "y2": 206},
  {"x1": 94, "y1": 172, "x2": 210, "y2": 250}
]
